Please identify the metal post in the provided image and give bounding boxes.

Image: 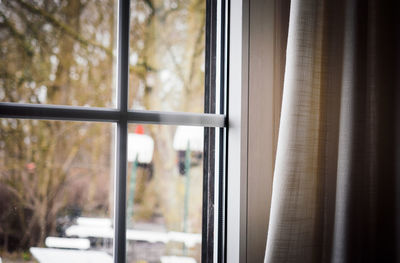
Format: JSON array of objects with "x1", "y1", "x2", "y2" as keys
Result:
[
  {"x1": 183, "y1": 141, "x2": 191, "y2": 255},
  {"x1": 183, "y1": 142, "x2": 192, "y2": 233},
  {"x1": 127, "y1": 156, "x2": 138, "y2": 227}
]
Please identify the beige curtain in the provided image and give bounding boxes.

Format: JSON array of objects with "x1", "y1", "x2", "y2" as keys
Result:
[{"x1": 265, "y1": 0, "x2": 399, "y2": 262}]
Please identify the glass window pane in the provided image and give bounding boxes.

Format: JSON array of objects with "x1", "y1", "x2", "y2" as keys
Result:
[
  {"x1": 0, "y1": 1, "x2": 116, "y2": 107},
  {"x1": 129, "y1": 0, "x2": 206, "y2": 113},
  {"x1": 0, "y1": 119, "x2": 115, "y2": 262},
  {"x1": 126, "y1": 124, "x2": 206, "y2": 262}
]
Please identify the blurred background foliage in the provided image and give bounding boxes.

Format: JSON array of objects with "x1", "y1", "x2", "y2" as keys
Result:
[{"x1": 0, "y1": 0, "x2": 205, "y2": 261}]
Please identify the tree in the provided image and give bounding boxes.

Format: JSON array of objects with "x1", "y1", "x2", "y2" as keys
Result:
[
  {"x1": 128, "y1": 0, "x2": 205, "y2": 233},
  {"x1": 0, "y1": 0, "x2": 115, "y2": 250},
  {"x1": 0, "y1": 0, "x2": 206, "y2": 261}
]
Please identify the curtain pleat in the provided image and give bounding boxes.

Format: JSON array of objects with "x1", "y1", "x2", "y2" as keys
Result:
[{"x1": 265, "y1": 0, "x2": 400, "y2": 262}]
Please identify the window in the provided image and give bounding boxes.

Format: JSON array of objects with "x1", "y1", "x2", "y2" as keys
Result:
[{"x1": 0, "y1": 0, "x2": 227, "y2": 263}]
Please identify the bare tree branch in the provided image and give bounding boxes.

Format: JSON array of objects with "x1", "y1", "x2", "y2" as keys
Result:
[
  {"x1": 0, "y1": 11, "x2": 34, "y2": 56},
  {"x1": 14, "y1": 0, "x2": 112, "y2": 56}
]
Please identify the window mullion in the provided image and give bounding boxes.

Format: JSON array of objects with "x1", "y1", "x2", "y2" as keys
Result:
[
  {"x1": 218, "y1": 1, "x2": 228, "y2": 262},
  {"x1": 114, "y1": 0, "x2": 130, "y2": 263},
  {"x1": 203, "y1": 0, "x2": 218, "y2": 262},
  {"x1": 115, "y1": 121, "x2": 128, "y2": 263}
]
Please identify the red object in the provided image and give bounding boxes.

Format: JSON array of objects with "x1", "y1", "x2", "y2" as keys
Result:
[
  {"x1": 26, "y1": 162, "x2": 36, "y2": 171},
  {"x1": 135, "y1": 125, "x2": 144, "y2": 134}
]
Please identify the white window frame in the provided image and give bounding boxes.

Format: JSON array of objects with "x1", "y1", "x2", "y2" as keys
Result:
[
  {"x1": 226, "y1": 0, "x2": 249, "y2": 262},
  {"x1": 227, "y1": 0, "x2": 279, "y2": 262}
]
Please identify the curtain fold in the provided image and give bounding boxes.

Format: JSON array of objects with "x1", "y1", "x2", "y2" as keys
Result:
[{"x1": 265, "y1": 0, "x2": 400, "y2": 262}]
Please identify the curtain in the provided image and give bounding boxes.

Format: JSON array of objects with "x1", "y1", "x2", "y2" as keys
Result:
[{"x1": 265, "y1": 0, "x2": 399, "y2": 262}]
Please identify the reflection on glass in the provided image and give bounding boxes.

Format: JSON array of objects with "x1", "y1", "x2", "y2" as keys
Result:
[
  {"x1": 0, "y1": 1, "x2": 116, "y2": 107},
  {"x1": 129, "y1": 0, "x2": 206, "y2": 113},
  {"x1": 0, "y1": 120, "x2": 114, "y2": 262},
  {"x1": 126, "y1": 124, "x2": 204, "y2": 263}
]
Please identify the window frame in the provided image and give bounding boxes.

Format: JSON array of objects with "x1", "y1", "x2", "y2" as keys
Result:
[
  {"x1": 226, "y1": 0, "x2": 248, "y2": 262},
  {"x1": 0, "y1": 0, "x2": 228, "y2": 262},
  {"x1": 226, "y1": 0, "x2": 284, "y2": 262}
]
